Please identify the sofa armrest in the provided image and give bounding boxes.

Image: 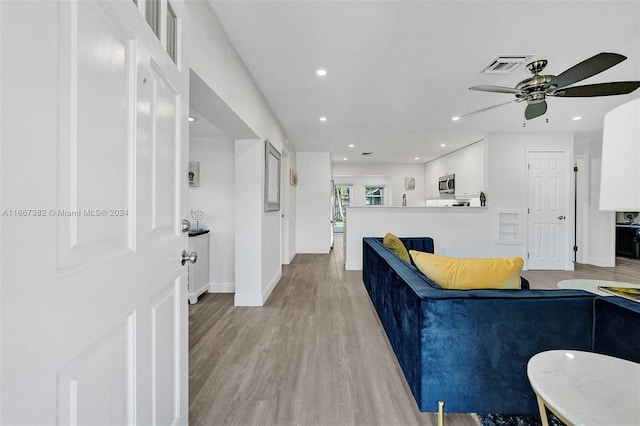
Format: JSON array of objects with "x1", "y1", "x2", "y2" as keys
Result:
[{"x1": 593, "y1": 296, "x2": 640, "y2": 363}]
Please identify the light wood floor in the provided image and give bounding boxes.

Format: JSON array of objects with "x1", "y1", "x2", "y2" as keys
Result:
[{"x1": 189, "y1": 237, "x2": 639, "y2": 426}]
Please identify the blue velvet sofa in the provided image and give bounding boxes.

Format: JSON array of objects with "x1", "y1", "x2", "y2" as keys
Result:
[{"x1": 362, "y1": 237, "x2": 597, "y2": 415}]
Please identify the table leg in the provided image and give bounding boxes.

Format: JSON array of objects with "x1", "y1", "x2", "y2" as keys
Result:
[{"x1": 535, "y1": 394, "x2": 551, "y2": 426}]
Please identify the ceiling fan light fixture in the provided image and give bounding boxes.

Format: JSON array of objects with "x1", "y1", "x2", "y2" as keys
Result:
[{"x1": 466, "y1": 52, "x2": 640, "y2": 121}]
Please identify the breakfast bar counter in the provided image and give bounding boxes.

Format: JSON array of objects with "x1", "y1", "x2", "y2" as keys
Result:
[{"x1": 344, "y1": 206, "x2": 524, "y2": 270}]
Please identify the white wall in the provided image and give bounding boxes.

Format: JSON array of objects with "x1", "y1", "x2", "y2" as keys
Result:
[
  {"x1": 189, "y1": 133, "x2": 235, "y2": 292},
  {"x1": 296, "y1": 152, "x2": 332, "y2": 253},
  {"x1": 186, "y1": 2, "x2": 297, "y2": 305},
  {"x1": 488, "y1": 132, "x2": 575, "y2": 270},
  {"x1": 332, "y1": 162, "x2": 426, "y2": 207},
  {"x1": 574, "y1": 133, "x2": 616, "y2": 267}
]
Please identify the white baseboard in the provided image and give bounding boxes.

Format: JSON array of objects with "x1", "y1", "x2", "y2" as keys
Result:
[
  {"x1": 586, "y1": 256, "x2": 616, "y2": 268},
  {"x1": 208, "y1": 282, "x2": 235, "y2": 293},
  {"x1": 345, "y1": 261, "x2": 362, "y2": 271},
  {"x1": 233, "y1": 269, "x2": 283, "y2": 307},
  {"x1": 234, "y1": 293, "x2": 263, "y2": 306},
  {"x1": 262, "y1": 268, "x2": 282, "y2": 304}
]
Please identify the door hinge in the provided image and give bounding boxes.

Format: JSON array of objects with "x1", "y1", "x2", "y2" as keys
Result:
[
  {"x1": 573, "y1": 245, "x2": 578, "y2": 252},
  {"x1": 527, "y1": 208, "x2": 530, "y2": 214},
  {"x1": 528, "y1": 163, "x2": 530, "y2": 170},
  {"x1": 527, "y1": 252, "x2": 530, "y2": 259},
  {"x1": 573, "y1": 165, "x2": 579, "y2": 172}
]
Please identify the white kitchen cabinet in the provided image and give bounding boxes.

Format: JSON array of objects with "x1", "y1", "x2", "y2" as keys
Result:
[
  {"x1": 452, "y1": 142, "x2": 485, "y2": 196},
  {"x1": 188, "y1": 230, "x2": 210, "y2": 304}
]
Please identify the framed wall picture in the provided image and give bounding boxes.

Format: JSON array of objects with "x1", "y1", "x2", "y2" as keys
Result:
[
  {"x1": 405, "y1": 177, "x2": 416, "y2": 191},
  {"x1": 189, "y1": 161, "x2": 200, "y2": 187},
  {"x1": 264, "y1": 140, "x2": 281, "y2": 212}
]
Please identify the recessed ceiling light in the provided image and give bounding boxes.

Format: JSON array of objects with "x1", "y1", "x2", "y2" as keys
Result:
[
  {"x1": 573, "y1": 116, "x2": 583, "y2": 121},
  {"x1": 319, "y1": 116, "x2": 327, "y2": 122},
  {"x1": 188, "y1": 117, "x2": 195, "y2": 122},
  {"x1": 414, "y1": 157, "x2": 420, "y2": 160},
  {"x1": 348, "y1": 144, "x2": 354, "y2": 148},
  {"x1": 440, "y1": 144, "x2": 447, "y2": 147},
  {"x1": 343, "y1": 157, "x2": 348, "y2": 161},
  {"x1": 451, "y1": 116, "x2": 460, "y2": 121},
  {"x1": 316, "y1": 69, "x2": 327, "y2": 77}
]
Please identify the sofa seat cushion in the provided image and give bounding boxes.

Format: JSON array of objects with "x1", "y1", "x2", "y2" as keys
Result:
[
  {"x1": 383, "y1": 232, "x2": 411, "y2": 262},
  {"x1": 409, "y1": 250, "x2": 524, "y2": 290}
]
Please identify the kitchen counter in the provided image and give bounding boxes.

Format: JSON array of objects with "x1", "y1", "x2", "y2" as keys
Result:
[{"x1": 344, "y1": 206, "x2": 522, "y2": 270}]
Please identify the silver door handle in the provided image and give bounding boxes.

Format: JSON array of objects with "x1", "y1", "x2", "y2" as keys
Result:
[
  {"x1": 181, "y1": 250, "x2": 198, "y2": 265},
  {"x1": 557, "y1": 215, "x2": 566, "y2": 220}
]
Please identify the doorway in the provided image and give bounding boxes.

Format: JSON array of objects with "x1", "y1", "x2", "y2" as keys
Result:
[{"x1": 333, "y1": 184, "x2": 351, "y2": 234}]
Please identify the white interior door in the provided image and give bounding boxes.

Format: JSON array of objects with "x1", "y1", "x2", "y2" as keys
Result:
[
  {"x1": 527, "y1": 151, "x2": 569, "y2": 270},
  {"x1": 1, "y1": 1, "x2": 188, "y2": 424}
]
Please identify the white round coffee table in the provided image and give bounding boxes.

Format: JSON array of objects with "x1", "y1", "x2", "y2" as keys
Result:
[
  {"x1": 557, "y1": 279, "x2": 640, "y2": 297},
  {"x1": 527, "y1": 350, "x2": 640, "y2": 426}
]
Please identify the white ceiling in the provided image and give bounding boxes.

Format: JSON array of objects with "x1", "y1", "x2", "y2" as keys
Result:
[{"x1": 207, "y1": 0, "x2": 640, "y2": 163}]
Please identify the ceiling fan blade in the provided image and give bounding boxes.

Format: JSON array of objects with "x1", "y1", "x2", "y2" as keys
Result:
[
  {"x1": 459, "y1": 100, "x2": 519, "y2": 119},
  {"x1": 469, "y1": 85, "x2": 521, "y2": 94},
  {"x1": 548, "y1": 52, "x2": 627, "y2": 90},
  {"x1": 552, "y1": 81, "x2": 640, "y2": 97},
  {"x1": 524, "y1": 101, "x2": 547, "y2": 120}
]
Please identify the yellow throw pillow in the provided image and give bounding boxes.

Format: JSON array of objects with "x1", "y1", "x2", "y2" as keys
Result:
[
  {"x1": 383, "y1": 233, "x2": 411, "y2": 263},
  {"x1": 409, "y1": 250, "x2": 523, "y2": 290}
]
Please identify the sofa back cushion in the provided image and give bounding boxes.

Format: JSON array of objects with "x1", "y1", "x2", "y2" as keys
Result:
[
  {"x1": 409, "y1": 250, "x2": 524, "y2": 290},
  {"x1": 383, "y1": 233, "x2": 411, "y2": 262}
]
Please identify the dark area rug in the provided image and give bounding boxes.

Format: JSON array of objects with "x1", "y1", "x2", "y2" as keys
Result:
[{"x1": 478, "y1": 412, "x2": 565, "y2": 426}]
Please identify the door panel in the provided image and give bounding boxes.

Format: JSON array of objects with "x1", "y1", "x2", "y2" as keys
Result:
[
  {"x1": 1, "y1": 1, "x2": 188, "y2": 424},
  {"x1": 527, "y1": 152, "x2": 568, "y2": 269},
  {"x1": 57, "y1": 315, "x2": 136, "y2": 426},
  {"x1": 150, "y1": 61, "x2": 180, "y2": 237},
  {"x1": 151, "y1": 279, "x2": 180, "y2": 425},
  {"x1": 58, "y1": 0, "x2": 135, "y2": 272}
]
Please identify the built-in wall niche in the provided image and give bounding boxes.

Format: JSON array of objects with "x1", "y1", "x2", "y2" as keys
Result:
[{"x1": 496, "y1": 209, "x2": 521, "y2": 244}]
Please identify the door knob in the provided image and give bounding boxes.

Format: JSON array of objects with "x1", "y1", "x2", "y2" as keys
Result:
[
  {"x1": 557, "y1": 215, "x2": 566, "y2": 220},
  {"x1": 181, "y1": 250, "x2": 198, "y2": 265}
]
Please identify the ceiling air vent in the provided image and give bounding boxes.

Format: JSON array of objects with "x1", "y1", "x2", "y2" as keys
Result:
[
  {"x1": 480, "y1": 55, "x2": 533, "y2": 74},
  {"x1": 361, "y1": 152, "x2": 374, "y2": 156}
]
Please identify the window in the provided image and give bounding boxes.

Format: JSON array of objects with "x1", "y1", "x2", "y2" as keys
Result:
[
  {"x1": 365, "y1": 186, "x2": 385, "y2": 206},
  {"x1": 166, "y1": 2, "x2": 178, "y2": 64},
  {"x1": 145, "y1": 0, "x2": 160, "y2": 39}
]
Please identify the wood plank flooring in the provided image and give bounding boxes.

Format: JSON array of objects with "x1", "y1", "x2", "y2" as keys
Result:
[{"x1": 189, "y1": 238, "x2": 639, "y2": 426}]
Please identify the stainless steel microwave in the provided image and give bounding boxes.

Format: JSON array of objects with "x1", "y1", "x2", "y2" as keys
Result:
[{"x1": 438, "y1": 174, "x2": 455, "y2": 194}]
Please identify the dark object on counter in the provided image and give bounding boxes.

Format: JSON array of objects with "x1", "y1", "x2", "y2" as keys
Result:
[
  {"x1": 480, "y1": 191, "x2": 486, "y2": 206},
  {"x1": 188, "y1": 229, "x2": 210, "y2": 237},
  {"x1": 452, "y1": 202, "x2": 470, "y2": 207}
]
